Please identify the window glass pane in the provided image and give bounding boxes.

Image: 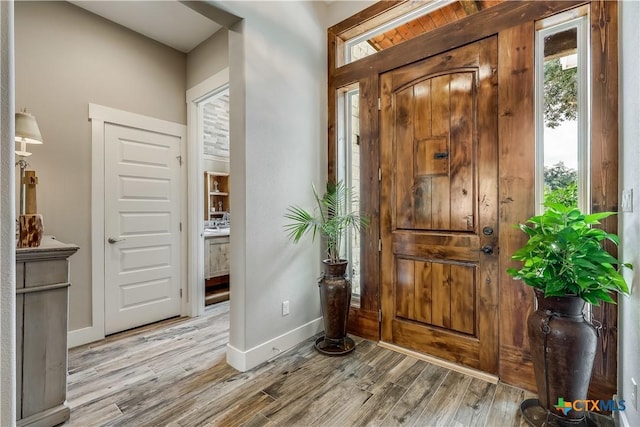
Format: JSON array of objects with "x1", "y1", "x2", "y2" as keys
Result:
[
  {"x1": 350, "y1": 42, "x2": 377, "y2": 62},
  {"x1": 337, "y1": 86, "x2": 361, "y2": 301},
  {"x1": 341, "y1": 1, "x2": 505, "y2": 66},
  {"x1": 536, "y1": 13, "x2": 589, "y2": 213},
  {"x1": 348, "y1": 91, "x2": 361, "y2": 297}
]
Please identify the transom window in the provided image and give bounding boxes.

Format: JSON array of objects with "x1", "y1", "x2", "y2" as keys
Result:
[{"x1": 338, "y1": 0, "x2": 505, "y2": 67}]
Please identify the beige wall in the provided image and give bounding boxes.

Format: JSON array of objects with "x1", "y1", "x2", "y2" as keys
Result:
[
  {"x1": 619, "y1": 1, "x2": 640, "y2": 425},
  {"x1": 15, "y1": 1, "x2": 187, "y2": 330},
  {"x1": 186, "y1": 29, "x2": 229, "y2": 90},
  {"x1": 186, "y1": 30, "x2": 230, "y2": 175}
]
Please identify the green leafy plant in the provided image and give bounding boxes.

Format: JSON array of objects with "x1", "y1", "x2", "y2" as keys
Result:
[
  {"x1": 543, "y1": 162, "x2": 578, "y2": 208},
  {"x1": 284, "y1": 181, "x2": 369, "y2": 263},
  {"x1": 506, "y1": 203, "x2": 631, "y2": 305},
  {"x1": 544, "y1": 182, "x2": 578, "y2": 208}
]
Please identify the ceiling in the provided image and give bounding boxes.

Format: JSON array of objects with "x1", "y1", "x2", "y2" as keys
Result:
[
  {"x1": 68, "y1": 1, "x2": 505, "y2": 56},
  {"x1": 69, "y1": 1, "x2": 222, "y2": 53}
]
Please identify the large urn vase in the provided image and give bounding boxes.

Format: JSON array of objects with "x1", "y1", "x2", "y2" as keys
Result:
[
  {"x1": 522, "y1": 289, "x2": 598, "y2": 427},
  {"x1": 314, "y1": 259, "x2": 355, "y2": 355}
]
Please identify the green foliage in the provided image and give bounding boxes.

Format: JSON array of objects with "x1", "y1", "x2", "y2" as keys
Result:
[
  {"x1": 544, "y1": 162, "x2": 578, "y2": 208},
  {"x1": 544, "y1": 182, "x2": 578, "y2": 208},
  {"x1": 506, "y1": 203, "x2": 631, "y2": 306},
  {"x1": 284, "y1": 181, "x2": 369, "y2": 263},
  {"x1": 544, "y1": 59, "x2": 578, "y2": 129},
  {"x1": 544, "y1": 162, "x2": 577, "y2": 191}
]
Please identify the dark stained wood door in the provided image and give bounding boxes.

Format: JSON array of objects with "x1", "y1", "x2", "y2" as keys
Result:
[{"x1": 380, "y1": 37, "x2": 499, "y2": 373}]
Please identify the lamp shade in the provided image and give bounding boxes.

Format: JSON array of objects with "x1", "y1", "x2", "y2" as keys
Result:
[
  {"x1": 15, "y1": 109, "x2": 43, "y2": 157},
  {"x1": 15, "y1": 109, "x2": 43, "y2": 145}
]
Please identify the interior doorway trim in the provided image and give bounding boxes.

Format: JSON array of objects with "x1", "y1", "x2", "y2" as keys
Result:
[
  {"x1": 186, "y1": 68, "x2": 229, "y2": 317},
  {"x1": 69, "y1": 104, "x2": 187, "y2": 348}
]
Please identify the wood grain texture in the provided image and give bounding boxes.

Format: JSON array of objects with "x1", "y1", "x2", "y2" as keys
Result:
[
  {"x1": 588, "y1": 0, "x2": 619, "y2": 400},
  {"x1": 497, "y1": 22, "x2": 537, "y2": 392},
  {"x1": 327, "y1": 80, "x2": 337, "y2": 183},
  {"x1": 341, "y1": 75, "x2": 381, "y2": 340},
  {"x1": 346, "y1": 308, "x2": 378, "y2": 341},
  {"x1": 65, "y1": 301, "x2": 541, "y2": 427},
  {"x1": 22, "y1": 286, "x2": 69, "y2": 418},
  {"x1": 330, "y1": 1, "x2": 586, "y2": 87},
  {"x1": 358, "y1": 74, "x2": 381, "y2": 316},
  {"x1": 329, "y1": 0, "x2": 618, "y2": 397},
  {"x1": 381, "y1": 37, "x2": 498, "y2": 373}
]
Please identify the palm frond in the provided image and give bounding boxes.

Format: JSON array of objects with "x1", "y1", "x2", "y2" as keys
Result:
[
  {"x1": 284, "y1": 180, "x2": 370, "y2": 263},
  {"x1": 283, "y1": 205, "x2": 319, "y2": 243}
]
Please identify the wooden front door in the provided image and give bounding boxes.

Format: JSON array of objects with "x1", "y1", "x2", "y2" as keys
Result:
[{"x1": 380, "y1": 37, "x2": 499, "y2": 373}]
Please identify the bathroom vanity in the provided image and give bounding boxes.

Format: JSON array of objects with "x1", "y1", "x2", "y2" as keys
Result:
[{"x1": 204, "y1": 229, "x2": 230, "y2": 305}]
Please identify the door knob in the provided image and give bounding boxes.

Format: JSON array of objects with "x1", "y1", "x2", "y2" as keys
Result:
[
  {"x1": 108, "y1": 237, "x2": 126, "y2": 244},
  {"x1": 481, "y1": 245, "x2": 493, "y2": 255}
]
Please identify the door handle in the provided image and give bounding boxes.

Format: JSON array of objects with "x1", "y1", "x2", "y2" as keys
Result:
[
  {"x1": 480, "y1": 245, "x2": 493, "y2": 255},
  {"x1": 108, "y1": 237, "x2": 126, "y2": 244}
]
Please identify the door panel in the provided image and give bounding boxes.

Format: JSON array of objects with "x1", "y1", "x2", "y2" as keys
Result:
[
  {"x1": 104, "y1": 123, "x2": 181, "y2": 335},
  {"x1": 381, "y1": 37, "x2": 499, "y2": 373}
]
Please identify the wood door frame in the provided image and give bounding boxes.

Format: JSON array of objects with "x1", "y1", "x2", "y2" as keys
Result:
[{"x1": 328, "y1": 0, "x2": 619, "y2": 398}]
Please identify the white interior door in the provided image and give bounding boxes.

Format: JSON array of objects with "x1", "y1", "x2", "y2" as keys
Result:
[{"x1": 104, "y1": 123, "x2": 182, "y2": 335}]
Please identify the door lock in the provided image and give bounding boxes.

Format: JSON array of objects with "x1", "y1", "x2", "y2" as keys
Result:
[{"x1": 481, "y1": 245, "x2": 494, "y2": 255}]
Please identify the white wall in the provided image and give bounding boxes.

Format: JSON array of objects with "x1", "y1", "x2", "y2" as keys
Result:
[
  {"x1": 618, "y1": 1, "x2": 640, "y2": 425},
  {"x1": 218, "y1": 1, "x2": 328, "y2": 368},
  {"x1": 215, "y1": 0, "x2": 378, "y2": 371},
  {"x1": 0, "y1": 1, "x2": 16, "y2": 423},
  {"x1": 15, "y1": 1, "x2": 187, "y2": 332},
  {"x1": 325, "y1": 0, "x2": 376, "y2": 27}
]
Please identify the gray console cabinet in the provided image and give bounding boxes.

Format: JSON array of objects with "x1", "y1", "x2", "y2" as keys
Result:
[{"x1": 16, "y1": 237, "x2": 78, "y2": 427}]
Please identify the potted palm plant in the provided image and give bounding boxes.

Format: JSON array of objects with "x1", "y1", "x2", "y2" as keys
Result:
[
  {"x1": 507, "y1": 203, "x2": 631, "y2": 426},
  {"x1": 284, "y1": 180, "x2": 368, "y2": 355}
]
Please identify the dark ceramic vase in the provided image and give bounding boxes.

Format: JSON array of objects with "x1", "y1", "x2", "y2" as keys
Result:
[
  {"x1": 314, "y1": 259, "x2": 355, "y2": 355},
  {"x1": 528, "y1": 288, "x2": 598, "y2": 424}
]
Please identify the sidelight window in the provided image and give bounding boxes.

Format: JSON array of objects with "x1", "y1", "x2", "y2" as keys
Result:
[
  {"x1": 535, "y1": 8, "x2": 590, "y2": 213},
  {"x1": 336, "y1": 84, "x2": 362, "y2": 301}
]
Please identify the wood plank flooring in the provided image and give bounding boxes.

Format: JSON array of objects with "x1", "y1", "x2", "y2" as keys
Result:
[{"x1": 66, "y1": 302, "x2": 536, "y2": 426}]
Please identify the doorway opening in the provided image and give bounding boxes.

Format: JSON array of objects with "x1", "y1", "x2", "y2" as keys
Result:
[
  {"x1": 200, "y1": 86, "x2": 231, "y2": 306},
  {"x1": 186, "y1": 68, "x2": 230, "y2": 318}
]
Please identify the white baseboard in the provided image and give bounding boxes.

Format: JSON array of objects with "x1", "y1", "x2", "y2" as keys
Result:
[
  {"x1": 226, "y1": 317, "x2": 323, "y2": 372},
  {"x1": 617, "y1": 409, "x2": 632, "y2": 427},
  {"x1": 67, "y1": 325, "x2": 104, "y2": 349}
]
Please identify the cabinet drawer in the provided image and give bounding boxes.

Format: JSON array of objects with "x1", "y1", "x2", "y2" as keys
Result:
[{"x1": 25, "y1": 260, "x2": 68, "y2": 288}]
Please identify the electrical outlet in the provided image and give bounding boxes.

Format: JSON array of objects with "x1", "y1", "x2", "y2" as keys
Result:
[
  {"x1": 632, "y1": 377, "x2": 638, "y2": 410},
  {"x1": 622, "y1": 189, "x2": 633, "y2": 212},
  {"x1": 282, "y1": 300, "x2": 290, "y2": 316}
]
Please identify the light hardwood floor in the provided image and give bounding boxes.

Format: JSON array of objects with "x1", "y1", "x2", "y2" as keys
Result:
[{"x1": 66, "y1": 302, "x2": 536, "y2": 426}]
